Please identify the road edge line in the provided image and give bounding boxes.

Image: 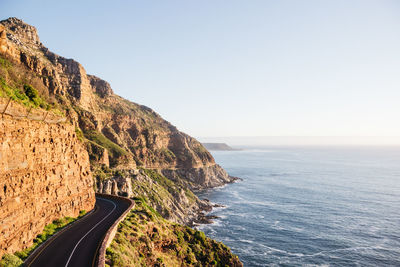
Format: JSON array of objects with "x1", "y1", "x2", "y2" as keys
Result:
[
  {"x1": 95, "y1": 193, "x2": 134, "y2": 267},
  {"x1": 65, "y1": 197, "x2": 117, "y2": 267},
  {"x1": 24, "y1": 204, "x2": 98, "y2": 266}
]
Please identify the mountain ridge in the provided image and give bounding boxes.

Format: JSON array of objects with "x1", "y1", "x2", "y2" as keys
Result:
[{"x1": 0, "y1": 17, "x2": 240, "y2": 263}]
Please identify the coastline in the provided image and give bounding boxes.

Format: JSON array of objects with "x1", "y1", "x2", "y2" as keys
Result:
[{"x1": 190, "y1": 176, "x2": 241, "y2": 227}]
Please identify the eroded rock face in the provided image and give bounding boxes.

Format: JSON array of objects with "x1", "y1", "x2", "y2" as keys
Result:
[
  {"x1": 0, "y1": 17, "x2": 40, "y2": 46},
  {"x1": 0, "y1": 18, "x2": 97, "y2": 111},
  {"x1": 88, "y1": 75, "x2": 113, "y2": 98},
  {"x1": 0, "y1": 116, "x2": 95, "y2": 257},
  {"x1": 0, "y1": 17, "x2": 231, "y2": 189},
  {"x1": 0, "y1": 17, "x2": 235, "y2": 229}
]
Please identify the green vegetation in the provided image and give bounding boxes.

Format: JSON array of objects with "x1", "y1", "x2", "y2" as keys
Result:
[
  {"x1": 0, "y1": 54, "x2": 62, "y2": 115},
  {"x1": 84, "y1": 130, "x2": 128, "y2": 162},
  {"x1": 0, "y1": 254, "x2": 23, "y2": 267},
  {"x1": 75, "y1": 127, "x2": 84, "y2": 142},
  {"x1": 120, "y1": 169, "x2": 199, "y2": 220},
  {"x1": 129, "y1": 171, "x2": 175, "y2": 219},
  {"x1": 93, "y1": 164, "x2": 114, "y2": 181},
  {"x1": 0, "y1": 79, "x2": 49, "y2": 109},
  {"x1": 0, "y1": 211, "x2": 87, "y2": 267},
  {"x1": 142, "y1": 169, "x2": 175, "y2": 189},
  {"x1": 142, "y1": 168, "x2": 197, "y2": 204},
  {"x1": 161, "y1": 148, "x2": 176, "y2": 162},
  {"x1": 105, "y1": 200, "x2": 241, "y2": 267}
]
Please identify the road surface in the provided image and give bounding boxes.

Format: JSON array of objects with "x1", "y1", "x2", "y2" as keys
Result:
[{"x1": 25, "y1": 195, "x2": 131, "y2": 267}]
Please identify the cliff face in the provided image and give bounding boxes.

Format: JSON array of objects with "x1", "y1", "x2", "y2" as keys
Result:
[
  {"x1": 0, "y1": 17, "x2": 234, "y2": 190},
  {"x1": 0, "y1": 17, "x2": 236, "y2": 228},
  {"x1": 0, "y1": 114, "x2": 95, "y2": 257}
]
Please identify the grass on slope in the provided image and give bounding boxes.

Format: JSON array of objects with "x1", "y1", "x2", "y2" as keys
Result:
[
  {"x1": 105, "y1": 199, "x2": 241, "y2": 267},
  {"x1": 0, "y1": 55, "x2": 63, "y2": 115},
  {"x1": 142, "y1": 169, "x2": 196, "y2": 202},
  {"x1": 84, "y1": 130, "x2": 129, "y2": 167},
  {"x1": 134, "y1": 169, "x2": 197, "y2": 220}
]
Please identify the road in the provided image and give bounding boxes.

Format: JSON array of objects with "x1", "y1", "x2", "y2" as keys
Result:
[{"x1": 25, "y1": 195, "x2": 132, "y2": 267}]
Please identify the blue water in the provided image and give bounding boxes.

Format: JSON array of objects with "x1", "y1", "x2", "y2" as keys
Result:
[{"x1": 196, "y1": 146, "x2": 400, "y2": 266}]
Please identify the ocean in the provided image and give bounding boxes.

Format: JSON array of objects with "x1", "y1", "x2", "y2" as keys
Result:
[{"x1": 196, "y1": 146, "x2": 400, "y2": 266}]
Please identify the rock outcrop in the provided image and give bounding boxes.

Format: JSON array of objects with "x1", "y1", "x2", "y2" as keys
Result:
[
  {"x1": 96, "y1": 169, "x2": 213, "y2": 225},
  {"x1": 0, "y1": 114, "x2": 95, "y2": 257}
]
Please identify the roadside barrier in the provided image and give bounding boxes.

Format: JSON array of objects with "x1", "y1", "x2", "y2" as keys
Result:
[
  {"x1": 0, "y1": 97, "x2": 66, "y2": 124},
  {"x1": 95, "y1": 193, "x2": 135, "y2": 267}
]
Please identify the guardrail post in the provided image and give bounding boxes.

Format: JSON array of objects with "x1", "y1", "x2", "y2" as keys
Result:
[
  {"x1": 2, "y1": 98, "x2": 11, "y2": 115},
  {"x1": 42, "y1": 111, "x2": 49, "y2": 122},
  {"x1": 26, "y1": 106, "x2": 33, "y2": 118}
]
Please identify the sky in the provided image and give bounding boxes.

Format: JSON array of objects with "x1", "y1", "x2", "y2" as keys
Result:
[{"x1": 1, "y1": 0, "x2": 400, "y2": 142}]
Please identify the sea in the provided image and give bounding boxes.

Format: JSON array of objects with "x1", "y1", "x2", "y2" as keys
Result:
[{"x1": 196, "y1": 146, "x2": 400, "y2": 267}]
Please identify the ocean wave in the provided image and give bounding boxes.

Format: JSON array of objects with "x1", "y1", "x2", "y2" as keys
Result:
[{"x1": 200, "y1": 147, "x2": 400, "y2": 266}]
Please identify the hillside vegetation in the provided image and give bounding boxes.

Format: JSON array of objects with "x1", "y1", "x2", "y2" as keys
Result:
[{"x1": 106, "y1": 199, "x2": 242, "y2": 267}]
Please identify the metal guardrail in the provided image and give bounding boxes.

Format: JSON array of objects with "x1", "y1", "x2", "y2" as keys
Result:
[{"x1": 0, "y1": 97, "x2": 67, "y2": 123}]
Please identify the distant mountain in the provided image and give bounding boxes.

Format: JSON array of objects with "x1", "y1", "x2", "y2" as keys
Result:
[{"x1": 202, "y1": 143, "x2": 238, "y2": 151}]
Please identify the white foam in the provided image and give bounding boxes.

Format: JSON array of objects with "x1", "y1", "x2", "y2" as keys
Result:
[{"x1": 239, "y1": 239, "x2": 255, "y2": 244}]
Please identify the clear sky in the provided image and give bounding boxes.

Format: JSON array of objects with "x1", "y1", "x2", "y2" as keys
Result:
[{"x1": 1, "y1": 0, "x2": 400, "y2": 140}]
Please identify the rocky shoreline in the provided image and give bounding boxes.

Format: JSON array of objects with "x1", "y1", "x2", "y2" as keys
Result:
[{"x1": 190, "y1": 176, "x2": 241, "y2": 226}]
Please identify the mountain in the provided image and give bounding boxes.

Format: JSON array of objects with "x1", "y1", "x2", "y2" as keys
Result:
[
  {"x1": 0, "y1": 17, "x2": 240, "y2": 264},
  {"x1": 202, "y1": 143, "x2": 238, "y2": 151}
]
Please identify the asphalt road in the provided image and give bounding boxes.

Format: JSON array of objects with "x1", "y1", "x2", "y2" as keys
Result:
[{"x1": 25, "y1": 195, "x2": 131, "y2": 267}]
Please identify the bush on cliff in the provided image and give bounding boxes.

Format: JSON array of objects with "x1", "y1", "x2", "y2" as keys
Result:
[
  {"x1": 84, "y1": 130, "x2": 128, "y2": 167},
  {"x1": 0, "y1": 254, "x2": 23, "y2": 267},
  {"x1": 0, "y1": 54, "x2": 60, "y2": 113},
  {"x1": 23, "y1": 84, "x2": 38, "y2": 101},
  {"x1": 105, "y1": 199, "x2": 242, "y2": 267}
]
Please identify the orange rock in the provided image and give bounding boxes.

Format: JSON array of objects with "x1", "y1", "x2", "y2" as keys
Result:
[{"x1": 0, "y1": 116, "x2": 95, "y2": 257}]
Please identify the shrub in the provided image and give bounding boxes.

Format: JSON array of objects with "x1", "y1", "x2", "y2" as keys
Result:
[
  {"x1": 0, "y1": 254, "x2": 23, "y2": 267},
  {"x1": 75, "y1": 127, "x2": 84, "y2": 142},
  {"x1": 114, "y1": 170, "x2": 124, "y2": 177},
  {"x1": 23, "y1": 84, "x2": 38, "y2": 101},
  {"x1": 13, "y1": 250, "x2": 28, "y2": 259},
  {"x1": 176, "y1": 230, "x2": 184, "y2": 244},
  {"x1": 194, "y1": 231, "x2": 206, "y2": 244},
  {"x1": 84, "y1": 130, "x2": 128, "y2": 166},
  {"x1": 79, "y1": 210, "x2": 87, "y2": 217}
]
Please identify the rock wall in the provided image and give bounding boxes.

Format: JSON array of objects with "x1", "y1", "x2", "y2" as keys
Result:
[
  {"x1": 0, "y1": 18, "x2": 226, "y2": 177},
  {"x1": 0, "y1": 17, "x2": 237, "y2": 229},
  {"x1": 0, "y1": 115, "x2": 95, "y2": 257}
]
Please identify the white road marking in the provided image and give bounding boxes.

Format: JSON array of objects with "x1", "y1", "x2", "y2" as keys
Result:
[{"x1": 65, "y1": 197, "x2": 116, "y2": 267}]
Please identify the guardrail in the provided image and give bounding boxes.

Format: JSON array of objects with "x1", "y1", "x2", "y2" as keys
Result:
[
  {"x1": 0, "y1": 97, "x2": 66, "y2": 124},
  {"x1": 95, "y1": 193, "x2": 135, "y2": 267}
]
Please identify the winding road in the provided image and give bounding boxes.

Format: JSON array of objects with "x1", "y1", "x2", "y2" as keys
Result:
[{"x1": 25, "y1": 195, "x2": 132, "y2": 267}]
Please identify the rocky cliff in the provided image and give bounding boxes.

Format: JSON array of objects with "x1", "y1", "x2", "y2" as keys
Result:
[
  {"x1": 0, "y1": 17, "x2": 236, "y2": 225},
  {"x1": 0, "y1": 113, "x2": 95, "y2": 257}
]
